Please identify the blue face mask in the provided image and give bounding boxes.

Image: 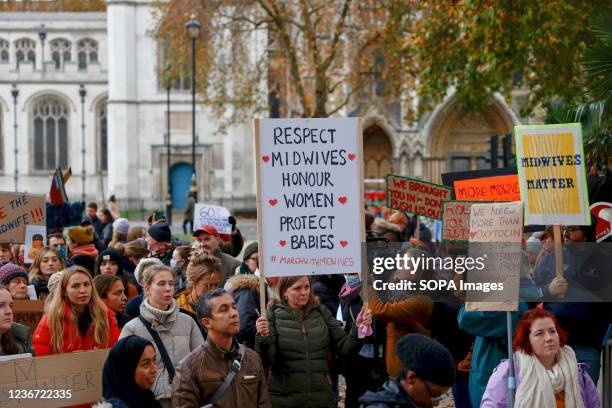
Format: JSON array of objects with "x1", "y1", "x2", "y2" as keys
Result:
[
  {"x1": 344, "y1": 274, "x2": 360, "y2": 288},
  {"x1": 56, "y1": 245, "x2": 67, "y2": 260}
]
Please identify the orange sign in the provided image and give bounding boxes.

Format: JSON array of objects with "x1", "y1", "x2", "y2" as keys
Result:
[{"x1": 453, "y1": 174, "x2": 520, "y2": 201}]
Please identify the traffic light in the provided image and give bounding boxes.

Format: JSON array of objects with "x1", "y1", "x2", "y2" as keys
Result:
[
  {"x1": 502, "y1": 134, "x2": 513, "y2": 167},
  {"x1": 489, "y1": 135, "x2": 499, "y2": 169}
]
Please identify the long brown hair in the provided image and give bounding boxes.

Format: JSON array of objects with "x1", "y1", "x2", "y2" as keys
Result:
[
  {"x1": 0, "y1": 285, "x2": 17, "y2": 355},
  {"x1": 28, "y1": 247, "x2": 66, "y2": 283},
  {"x1": 271, "y1": 275, "x2": 318, "y2": 309},
  {"x1": 46, "y1": 267, "x2": 110, "y2": 353}
]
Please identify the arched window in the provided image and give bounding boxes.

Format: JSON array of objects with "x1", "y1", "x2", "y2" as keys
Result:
[
  {"x1": 32, "y1": 97, "x2": 69, "y2": 171},
  {"x1": 77, "y1": 38, "x2": 98, "y2": 70},
  {"x1": 15, "y1": 38, "x2": 36, "y2": 68},
  {"x1": 0, "y1": 39, "x2": 9, "y2": 63},
  {"x1": 49, "y1": 38, "x2": 71, "y2": 70},
  {"x1": 97, "y1": 99, "x2": 108, "y2": 172}
]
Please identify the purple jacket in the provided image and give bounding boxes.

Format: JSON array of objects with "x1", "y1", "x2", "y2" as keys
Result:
[{"x1": 481, "y1": 359, "x2": 600, "y2": 408}]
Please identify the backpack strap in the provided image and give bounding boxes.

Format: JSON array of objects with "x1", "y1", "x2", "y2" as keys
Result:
[
  {"x1": 202, "y1": 344, "x2": 246, "y2": 408},
  {"x1": 138, "y1": 315, "x2": 175, "y2": 383}
]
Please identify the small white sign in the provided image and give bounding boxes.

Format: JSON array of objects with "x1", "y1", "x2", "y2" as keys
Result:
[
  {"x1": 193, "y1": 203, "x2": 232, "y2": 234},
  {"x1": 24, "y1": 225, "x2": 46, "y2": 265},
  {"x1": 255, "y1": 118, "x2": 364, "y2": 277}
]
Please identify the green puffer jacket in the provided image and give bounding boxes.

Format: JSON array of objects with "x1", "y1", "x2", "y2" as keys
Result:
[{"x1": 256, "y1": 302, "x2": 361, "y2": 408}]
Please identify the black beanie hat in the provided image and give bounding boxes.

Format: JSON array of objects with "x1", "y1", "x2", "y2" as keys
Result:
[
  {"x1": 97, "y1": 248, "x2": 123, "y2": 273},
  {"x1": 148, "y1": 223, "x2": 172, "y2": 242},
  {"x1": 395, "y1": 333, "x2": 456, "y2": 387}
]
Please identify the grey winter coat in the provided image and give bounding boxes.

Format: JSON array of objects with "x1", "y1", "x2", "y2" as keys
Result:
[{"x1": 119, "y1": 298, "x2": 204, "y2": 405}]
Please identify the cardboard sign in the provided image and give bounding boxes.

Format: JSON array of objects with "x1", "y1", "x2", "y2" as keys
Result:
[
  {"x1": 453, "y1": 174, "x2": 520, "y2": 201},
  {"x1": 193, "y1": 203, "x2": 232, "y2": 234},
  {"x1": 12, "y1": 300, "x2": 45, "y2": 332},
  {"x1": 442, "y1": 201, "x2": 480, "y2": 243},
  {"x1": 255, "y1": 118, "x2": 364, "y2": 277},
  {"x1": 0, "y1": 193, "x2": 46, "y2": 244},
  {"x1": 515, "y1": 124, "x2": 590, "y2": 225},
  {"x1": 0, "y1": 349, "x2": 109, "y2": 407},
  {"x1": 386, "y1": 175, "x2": 452, "y2": 219},
  {"x1": 466, "y1": 201, "x2": 523, "y2": 312},
  {"x1": 591, "y1": 202, "x2": 612, "y2": 242}
]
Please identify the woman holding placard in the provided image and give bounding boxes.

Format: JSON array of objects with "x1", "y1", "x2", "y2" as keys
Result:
[
  {"x1": 28, "y1": 247, "x2": 66, "y2": 300},
  {"x1": 481, "y1": 308, "x2": 600, "y2": 407},
  {"x1": 255, "y1": 275, "x2": 372, "y2": 408},
  {"x1": 32, "y1": 267, "x2": 120, "y2": 356},
  {"x1": 0, "y1": 285, "x2": 34, "y2": 355}
]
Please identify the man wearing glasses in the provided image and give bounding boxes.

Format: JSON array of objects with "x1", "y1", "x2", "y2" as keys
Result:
[{"x1": 359, "y1": 333, "x2": 455, "y2": 408}]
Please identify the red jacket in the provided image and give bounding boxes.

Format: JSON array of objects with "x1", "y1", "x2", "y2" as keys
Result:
[{"x1": 33, "y1": 301, "x2": 120, "y2": 356}]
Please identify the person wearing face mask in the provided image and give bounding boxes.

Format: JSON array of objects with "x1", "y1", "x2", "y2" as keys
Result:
[
  {"x1": 235, "y1": 241, "x2": 259, "y2": 275},
  {"x1": 119, "y1": 265, "x2": 204, "y2": 408},
  {"x1": 47, "y1": 233, "x2": 68, "y2": 262},
  {"x1": 0, "y1": 263, "x2": 30, "y2": 300},
  {"x1": 481, "y1": 309, "x2": 600, "y2": 407},
  {"x1": 28, "y1": 247, "x2": 66, "y2": 300},
  {"x1": 33, "y1": 266, "x2": 120, "y2": 356},
  {"x1": 170, "y1": 246, "x2": 191, "y2": 293},
  {"x1": 0, "y1": 285, "x2": 34, "y2": 355},
  {"x1": 94, "y1": 335, "x2": 162, "y2": 408},
  {"x1": 94, "y1": 275, "x2": 130, "y2": 329},
  {"x1": 175, "y1": 251, "x2": 222, "y2": 322}
]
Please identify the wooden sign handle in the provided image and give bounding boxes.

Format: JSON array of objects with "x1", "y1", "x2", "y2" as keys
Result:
[
  {"x1": 415, "y1": 215, "x2": 420, "y2": 241},
  {"x1": 553, "y1": 224, "x2": 564, "y2": 279}
]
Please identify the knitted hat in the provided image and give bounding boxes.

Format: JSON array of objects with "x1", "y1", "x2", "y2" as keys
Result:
[
  {"x1": 134, "y1": 257, "x2": 164, "y2": 286},
  {"x1": 526, "y1": 235, "x2": 543, "y2": 255},
  {"x1": 243, "y1": 241, "x2": 258, "y2": 261},
  {"x1": 113, "y1": 218, "x2": 130, "y2": 235},
  {"x1": 47, "y1": 270, "x2": 66, "y2": 298},
  {"x1": 147, "y1": 223, "x2": 172, "y2": 242},
  {"x1": 192, "y1": 225, "x2": 219, "y2": 238},
  {"x1": 395, "y1": 333, "x2": 456, "y2": 387},
  {"x1": 97, "y1": 248, "x2": 123, "y2": 272},
  {"x1": 0, "y1": 263, "x2": 28, "y2": 285},
  {"x1": 68, "y1": 225, "x2": 94, "y2": 245}
]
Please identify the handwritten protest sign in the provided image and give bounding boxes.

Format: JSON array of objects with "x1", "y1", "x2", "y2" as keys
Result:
[
  {"x1": 386, "y1": 175, "x2": 451, "y2": 219},
  {"x1": 466, "y1": 201, "x2": 523, "y2": 312},
  {"x1": 255, "y1": 118, "x2": 364, "y2": 277},
  {"x1": 0, "y1": 349, "x2": 109, "y2": 407},
  {"x1": 442, "y1": 201, "x2": 480, "y2": 243},
  {"x1": 454, "y1": 174, "x2": 520, "y2": 201},
  {"x1": 193, "y1": 203, "x2": 232, "y2": 234},
  {"x1": 0, "y1": 193, "x2": 46, "y2": 244},
  {"x1": 515, "y1": 124, "x2": 590, "y2": 225},
  {"x1": 12, "y1": 300, "x2": 44, "y2": 332}
]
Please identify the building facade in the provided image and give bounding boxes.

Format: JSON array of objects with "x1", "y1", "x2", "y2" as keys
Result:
[{"x1": 0, "y1": 1, "x2": 525, "y2": 213}]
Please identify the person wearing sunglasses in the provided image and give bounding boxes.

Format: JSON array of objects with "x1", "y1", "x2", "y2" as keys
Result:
[{"x1": 359, "y1": 333, "x2": 456, "y2": 408}]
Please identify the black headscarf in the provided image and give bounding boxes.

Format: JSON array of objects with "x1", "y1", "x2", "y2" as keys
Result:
[{"x1": 102, "y1": 335, "x2": 162, "y2": 408}]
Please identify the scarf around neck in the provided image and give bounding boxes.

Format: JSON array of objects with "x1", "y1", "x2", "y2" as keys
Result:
[
  {"x1": 514, "y1": 346, "x2": 584, "y2": 408},
  {"x1": 141, "y1": 298, "x2": 178, "y2": 327}
]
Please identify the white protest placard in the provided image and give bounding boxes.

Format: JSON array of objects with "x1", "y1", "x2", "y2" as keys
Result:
[
  {"x1": 24, "y1": 225, "x2": 46, "y2": 264},
  {"x1": 193, "y1": 203, "x2": 232, "y2": 234},
  {"x1": 466, "y1": 201, "x2": 523, "y2": 312},
  {"x1": 255, "y1": 118, "x2": 364, "y2": 277}
]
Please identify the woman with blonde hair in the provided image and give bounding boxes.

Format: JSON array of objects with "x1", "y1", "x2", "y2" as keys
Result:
[
  {"x1": 28, "y1": 247, "x2": 66, "y2": 300},
  {"x1": 174, "y1": 250, "x2": 222, "y2": 317},
  {"x1": 120, "y1": 264, "x2": 203, "y2": 407},
  {"x1": 32, "y1": 267, "x2": 120, "y2": 356}
]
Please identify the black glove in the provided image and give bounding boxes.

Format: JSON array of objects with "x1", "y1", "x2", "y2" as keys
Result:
[{"x1": 228, "y1": 216, "x2": 237, "y2": 231}]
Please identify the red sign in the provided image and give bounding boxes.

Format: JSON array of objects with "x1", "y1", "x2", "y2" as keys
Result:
[
  {"x1": 590, "y1": 202, "x2": 612, "y2": 242},
  {"x1": 454, "y1": 174, "x2": 520, "y2": 201},
  {"x1": 386, "y1": 175, "x2": 452, "y2": 219}
]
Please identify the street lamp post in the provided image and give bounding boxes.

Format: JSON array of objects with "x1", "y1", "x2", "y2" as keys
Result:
[
  {"x1": 79, "y1": 85, "x2": 87, "y2": 202},
  {"x1": 11, "y1": 85, "x2": 19, "y2": 192},
  {"x1": 165, "y1": 63, "x2": 173, "y2": 225},
  {"x1": 186, "y1": 14, "x2": 201, "y2": 192},
  {"x1": 38, "y1": 25, "x2": 46, "y2": 74}
]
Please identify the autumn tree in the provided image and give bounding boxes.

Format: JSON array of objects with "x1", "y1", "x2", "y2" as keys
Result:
[
  {"x1": 0, "y1": 0, "x2": 105, "y2": 12},
  {"x1": 155, "y1": 0, "x2": 416, "y2": 125}
]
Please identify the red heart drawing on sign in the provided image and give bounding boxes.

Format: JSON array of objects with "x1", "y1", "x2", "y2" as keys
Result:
[
  {"x1": 340, "y1": 240, "x2": 348, "y2": 247},
  {"x1": 348, "y1": 154, "x2": 356, "y2": 161},
  {"x1": 269, "y1": 199, "x2": 278, "y2": 206},
  {"x1": 469, "y1": 231, "x2": 477, "y2": 240},
  {"x1": 279, "y1": 240, "x2": 286, "y2": 247},
  {"x1": 262, "y1": 155, "x2": 270, "y2": 163},
  {"x1": 338, "y1": 196, "x2": 347, "y2": 204}
]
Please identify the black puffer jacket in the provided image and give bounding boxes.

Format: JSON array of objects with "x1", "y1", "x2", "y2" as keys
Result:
[
  {"x1": 225, "y1": 273, "x2": 261, "y2": 349},
  {"x1": 256, "y1": 302, "x2": 361, "y2": 408}
]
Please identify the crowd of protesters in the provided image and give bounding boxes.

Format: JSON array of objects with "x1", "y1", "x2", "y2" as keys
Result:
[{"x1": 0, "y1": 198, "x2": 609, "y2": 408}]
